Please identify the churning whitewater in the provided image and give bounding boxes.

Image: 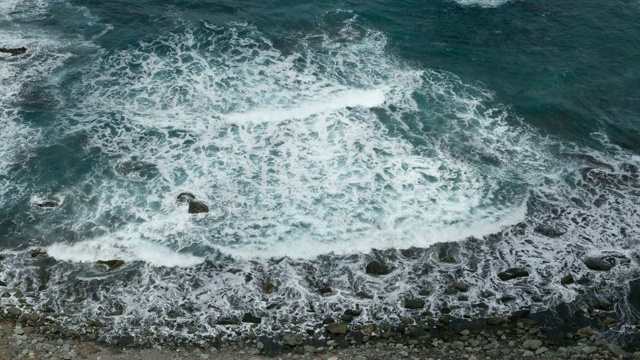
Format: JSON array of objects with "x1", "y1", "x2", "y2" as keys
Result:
[{"x1": 1, "y1": 0, "x2": 639, "y2": 342}]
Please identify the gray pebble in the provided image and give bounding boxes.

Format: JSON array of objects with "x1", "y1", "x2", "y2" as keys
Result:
[{"x1": 256, "y1": 341, "x2": 264, "y2": 349}]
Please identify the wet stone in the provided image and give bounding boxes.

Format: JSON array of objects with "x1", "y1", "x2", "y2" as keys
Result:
[
  {"x1": 282, "y1": 333, "x2": 303, "y2": 346},
  {"x1": 95, "y1": 259, "x2": 125, "y2": 271},
  {"x1": 523, "y1": 339, "x2": 543, "y2": 350},
  {"x1": 242, "y1": 313, "x2": 262, "y2": 324},
  {"x1": 325, "y1": 323, "x2": 348, "y2": 335},
  {"x1": 561, "y1": 274, "x2": 575, "y2": 285},
  {"x1": 404, "y1": 298, "x2": 425, "y2": 309},
  {"x1": 497, "y1": 268, "x2": 529, "y2": 281},
  {"x1": 365, "y1": 261, "x2": 391, "y2": 275},
  {"x1": 176, "y1": 192, "x2": 196, "y2": 203},
  {"x1": 188, "y1": 200, "x2": 209, "y2": 214},
  {"x1": 584, "y1": 257, "x2": 614, "y2": 271}
]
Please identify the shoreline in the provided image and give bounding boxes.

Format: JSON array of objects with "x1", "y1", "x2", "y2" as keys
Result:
[{"x1": 1, "y1": 290, "x2": 639, "y2": 360}]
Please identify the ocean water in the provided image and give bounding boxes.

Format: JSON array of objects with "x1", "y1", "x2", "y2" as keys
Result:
[{"x1": 1, "y1": 0, "x2": 639, "y2": 339}]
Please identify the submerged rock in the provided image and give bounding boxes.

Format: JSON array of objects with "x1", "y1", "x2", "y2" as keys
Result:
[
  {"x1": 584, "y1": 257, "x2": 615, "y2": 271},
  {"x1": 31, "y1": 248, "x2": 48, "y2": 258},
  {"x1": 498, "y1": 268, "x2": 529, "y2": 281},
  {"x1": 404, "y1": 298, "x2": 425, "y2": 309},
  {"x1": 447, "y1": 282, "x2": 469, "y2": 293},
  {"x1": 263, "y1": 282, "x2": 278, "y2": 294},
  {"x1": 176, "y1": 192, "x2": 196, "y2": 203},
  {"x1": 534, "y1": 224, "x2": 566, "y2": 238},
  {"x1": 95, "y1": 259, "x2": 125, "y2": 271},
  {"x1": 0, "y1": 47, "x2": 27, "y2": 56},
  {"x1": 34, "y1": 199, "x2": 59, "y2": 209},
  {"x1": 325, "y1": 323, "x2": 348, "y2": 335},
  {"x1": 215, "y1": 317, "x2": 240, "y2": 325},
  {"x1": 365, "y1": 261, "x2": 392, "y2": 276},
  {"x1": 242, "y1": 313, "x2": 262, "y2": 324},
  {"x1": 188, "y1": 200, "x2": 209, "y2": 214},
  {"x1": 561, "y1": 274, "x2": 574, "y2": 285}
]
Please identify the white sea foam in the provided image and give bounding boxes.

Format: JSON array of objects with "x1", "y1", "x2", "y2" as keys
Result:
[
  {"x1": 1, "y1": 8, "x2": 639, "y2": 340},
  {"x1": 57, "y1": 21, "x2": 542, "y2": 263}
]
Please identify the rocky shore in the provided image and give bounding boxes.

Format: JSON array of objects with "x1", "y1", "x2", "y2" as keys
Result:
[{"x1": 1, "y1": 294, "x2": 639, "y2": 360}]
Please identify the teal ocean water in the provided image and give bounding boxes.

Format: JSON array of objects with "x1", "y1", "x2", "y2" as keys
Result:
[{"x1": 1, "y1": 0, "x2": 639, "y2": 339}]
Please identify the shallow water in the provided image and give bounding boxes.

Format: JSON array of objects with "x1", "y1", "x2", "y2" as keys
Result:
[{"x1": 1, "y1": 0, "x2": 639, "y2": 339}]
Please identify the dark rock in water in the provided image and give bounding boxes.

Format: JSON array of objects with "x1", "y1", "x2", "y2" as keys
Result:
[
  {"x1": 317, "y1": 287, "x2": 332, "y2": 295},
  {"x1": 561, "y1": 274, "x2": 575, "y2": 285},
  {"x1": 356, "y1": 291, "x2": 373, "y2": 299},
  {"x1": 344, "y1": 308, "x2": 361, "y2": 317},
  {"x1": 365, "y1": 261, "x2": 392, "y2": 275},
  {"x1": 498, "y1": 268, "x2": 529, "y2": 281},
  {"x1": 116, "y1": 335, "x2": 135, "y2": 347},
  {"x1": 96, "y1": 259, "x2": 125, "y2": 271},
  {"x1": 0, "y1": 47, "x2": 27, "y2": 56},
  {"x1": 340, "y1": 314, "x2": 354, "y2": 322},
  {"x1": 628, "y1": 278, "x2": 640, "y2": 312},
  {"x1": 486, "y1": 317, "x2": 507, "y2": 325},
  {"x1": 176, "y1": 192, "x2": 196, "y2": 203},
  {"x1": 595, "y1": 301, "x2": 612, "y2": 311},
  {"x1": 438, "y1": 243, "x2": 458, "y2": 263},
  {"x1": 404, "y1": 298, "x2": 425, "y2": 309},
  {"x1": 34, "y1": 199, "x2": 59, "y2": 209},
  {"x1": 216, "y1": 317, "x2": 240, "y2": 325},
  {"x1": 115, "y1": 160, "x2": 159, "y2": 179},
  {"x1": 534, "y1": 224, "x2": 566, "y2": 238},
  {"x1": 242, "y1": 313, "x2": 262, "y2": 324},
  {"x1": 0, "y1": 280, "x2": 6, "y2": 287},
  {"x1": 447, "y1": 282, "x2": 469, "y2": 293},
  {"x1": 188, "y1": 200, "x2": 209, "y2": 214},
  {"x1": 263, "y1": 282, "x2": 278, "y2": 294},
  {"x1": 7, "y1": 307, "x2": 22, "y2": 316},
  {"x1": 325, "y1": 323, "x2": 348, "y2": 335},
  {"x1": 584, "y1": 257, "x2": 615, "y2": 271},
  {"x1": 282, "y1": 333, "x2": 303, "y2": 346},
  {"x1": 31, "y1": 248, "x2": 48, "y2": 258},
  {"x1": 322, "y1": 317, "x2": 335, "y2": 324}
]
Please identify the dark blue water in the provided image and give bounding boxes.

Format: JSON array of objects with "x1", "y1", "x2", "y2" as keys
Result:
[{"x1": 1, "y1": 0, "x2": 639, "y2": 340}]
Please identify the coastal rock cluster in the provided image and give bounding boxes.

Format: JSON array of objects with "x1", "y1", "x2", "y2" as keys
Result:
[
  {"x1": 177, "y1": 192, "x2": 209, "y2": 214},
  {"x1": 0, "y1": 47, "x2": 27, "y2": 56}
]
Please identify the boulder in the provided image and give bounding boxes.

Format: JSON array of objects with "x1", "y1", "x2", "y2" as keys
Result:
[
  {"x1": 282, "y1": 333, "x2": 303, "y2": 346},
  {"x1": 242, "y1": 313, "x2": 262, "y2": 324},
  {"x1": 584, "y1": 257, "x2": 614, "y2": 271},
  {"x1": 215, "y1": 317, "x2": 240, "y2": 325},
  {"x1": 95, "y1": 259, "x2": 125, "y2": 271},
  {"x1": 317, "y1": 287, "x2": 332, "y2": 295},
  {"x1": 561, "y1": 274, "x2": 574, "y2": 285},
  {"x1": 188, "y1": 200, "x2": 209, "y2": 214},
  {"x1": 365, "y1": 261, "x2": 391, "y2": 275},
  {"x1": 325, "y1": 323, "x2": 348, "y2": 335},
  {"x1": 498, "y1": 268, "x2": 529, "y2": 281},
  {"x1": 606, "y1": 343, "x2": 626, "y2": 356},
  {"x1": 448, "y1": 282, "x2": 469, "y2": 293},
  {"x1": 534, "y1": 224, "x2": 565, "y2": 238},
  {"x1": 34, "y1": 199, "x2": 59, "y2": 209},
  {"x1": 522, "y1": 339, "x2": 543, "y2": 350},
  {"x1": 31, "y1": 249, "x2": 48, "y2": 258},
  {"x1": 7, "y1": 307, "x2": 21, "y2": 316},
  {"x1": 176, "y1": 192, "x2": 195, "y2": 203},
  {"x1": 263, "y1": 282, "x2": 278, "y2": 294},
  {"x1": 404, "y1": 298, "x2": 425, "y2": 309},
  {"x1": 0, "y1": 47, "x2": 27, "y2": 56}
]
